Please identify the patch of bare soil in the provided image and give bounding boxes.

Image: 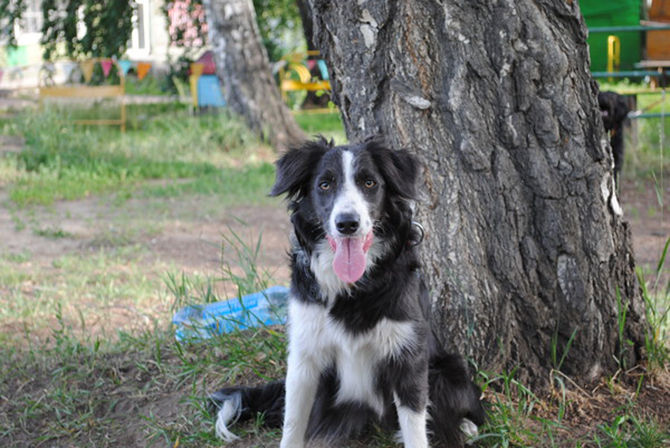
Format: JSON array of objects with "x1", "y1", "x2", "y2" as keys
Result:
[
  {"x1": 620, "y1": 177, "x2": 670, "y2": 274},
  {"x1": 480, "y1": 369, "x2": 670, "y2": 447},
  {"x1": 1, "y1": 348, "x2": 211, "y2": 448},
  {"x1": 1, "y1": 177, "x2": 664, "y2": 308},
  {"x1": 0, "y1": 188, "x2": 291, "y2": 341},
  {"x1": 0, "y1": 193, "x2": 291, "y2": 277}
]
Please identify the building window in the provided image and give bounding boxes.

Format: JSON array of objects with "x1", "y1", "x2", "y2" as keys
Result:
[
  {"x1": 136, "y1": 3, "x2": 145, "y2": 49},
  {"x1": 21, "y1": 0, "x2": 43, "y2": 34}
]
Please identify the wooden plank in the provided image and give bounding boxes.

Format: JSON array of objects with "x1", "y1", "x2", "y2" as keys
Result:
[
  {"x1": 648, "y1": 0, "x2": 670, "y2": 21},
  {"x1": 636, "y1": 59, "x2": 670, "y2": 68},
  {"x1": 39, "y1": 85, "x2": 124, "y2": 99},
  {"x1": 647, "y1": 30, "x2": 670, "y2": 60}
]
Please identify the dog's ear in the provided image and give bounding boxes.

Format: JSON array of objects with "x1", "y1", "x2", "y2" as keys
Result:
[
  {"x1": 365, "y1": 140, "x2": 420, "y2": 200},
  {"x1": 269, "y1": 138, "x2": 332, "y2": 199}
]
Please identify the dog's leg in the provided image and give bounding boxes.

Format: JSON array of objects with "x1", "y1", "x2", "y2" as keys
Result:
[
  {"x1": 396, "y1": 402, "x2": 429, "y2": 448},
  {"x1": 280, "y1": 351, "x2": 320, "y2": 448},
  {"x1": 393, "y1": 364, "x2": 429, "y2": 448},
  {"x1": 280, "y1": 300, "x2": 329, "y2": 448}
]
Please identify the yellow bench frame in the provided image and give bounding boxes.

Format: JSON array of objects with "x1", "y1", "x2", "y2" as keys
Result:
[{"x1": 39, "y1": 59, "x2": 126, "y2": 132}]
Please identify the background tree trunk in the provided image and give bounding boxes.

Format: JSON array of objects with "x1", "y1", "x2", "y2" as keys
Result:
[
  {"x1": 202, "y1": 0, "x2": 305, "y2": 149},
  {"x1": 307, "y1": 0, "x2": 647, "y2": 388},
  {"x1": 296, "y1": 0, "x2": 316, "y2": 51}
]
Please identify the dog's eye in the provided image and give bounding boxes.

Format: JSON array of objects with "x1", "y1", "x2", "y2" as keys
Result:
[
  {"x1": 364, "y1": 179, "x2": 377, "y2": 188},
  {"x1": 319, "y1": 181, "x2": 331, "y2": 191}
]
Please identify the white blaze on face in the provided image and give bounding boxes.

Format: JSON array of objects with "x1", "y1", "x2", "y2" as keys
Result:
[
  {"x1": 329, "y1": 150, "x2": 372, "y2": 236},
  {"x1": 327, "y1": 150, "x2": 374, "y2": 284}
]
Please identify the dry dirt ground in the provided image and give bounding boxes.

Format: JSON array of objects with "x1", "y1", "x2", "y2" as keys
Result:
[
  {"x1": 0, "y1": 172, "x2": 667, "y2": 341},
  {"x1": 619, "y1": 177, "x2": 670, "y2": 280},
  {"x1": 0, "y1": 189, "x2": 293, "y2": 340},
  {"x1": 1, "y1": 177, "x2": 666, "y2": 305}
]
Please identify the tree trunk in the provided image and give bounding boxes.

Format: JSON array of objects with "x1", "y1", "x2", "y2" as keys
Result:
[
  {"x1": 307, "y1": 0, "x2": 647, "y2": 388},
  {"x1": 296, "y1": 0, "x2": 316, "y2": 51},
  {"x1": 202, "y1": 0, "x2": 305, "y2": 149}
]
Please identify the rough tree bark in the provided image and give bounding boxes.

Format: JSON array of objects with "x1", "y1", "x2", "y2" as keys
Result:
[
  {"x1": 202, "y1": 0, "x2": 305, "y2": 148},
  {"x1": 307, "y1": 0, "x2": 647, "y2": 388}
]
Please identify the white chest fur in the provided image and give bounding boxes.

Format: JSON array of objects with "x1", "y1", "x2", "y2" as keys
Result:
[{"x1": 287, "y1": 300, "x2": 415, "y2": 415}]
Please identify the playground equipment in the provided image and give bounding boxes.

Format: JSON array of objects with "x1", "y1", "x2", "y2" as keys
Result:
[
  {"x1": 581, "y1": 1, "x2": 667, "y2": 194},
  {"x1": 581, "y1": 0, "x2": 642, "y2": 72},
  {"x1": 182, "y1": 50, "x2": 330, "y2": 112},
  {"x1": 278, "y1": 51, "x2": 331, "y2": 109},
  {"x1": 585, "y1": 0, "x2": 670, "y2": 82},
  {"x1": 38, "y1": 58, "x2": 126, "y2": 132},
  {"x1": 189, "y1": 50, "x2": 226, "y2": 109},
  {"x1": 583, "y1": 1, "x2": 670, "y2": 124}
]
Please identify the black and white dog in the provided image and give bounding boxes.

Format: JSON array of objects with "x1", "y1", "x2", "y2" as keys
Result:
[{"x1": 211, "y1": 139, "x2": 484, "y2": 447}]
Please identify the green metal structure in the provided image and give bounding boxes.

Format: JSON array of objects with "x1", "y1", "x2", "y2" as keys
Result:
[{"x1": 580, "y1": 0, "x2": 643, "y2": 72}]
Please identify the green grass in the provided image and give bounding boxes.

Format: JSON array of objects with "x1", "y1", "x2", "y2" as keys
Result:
[
  {"x1": 1, "y1": 106, "x2": 269, "y2": 206},
  {"x1": 1, "y1": 104, "x2": 343, "y2": 207},
  {"x1": 638, "y1": 237, "x2": 670, "y2": 372},
  {"x1": 294, "y1": 110, "x2": 346, "y2": 144},
  {"x1": 124, "y1": 75, "x2": 169, "y2": 96},
  {"x1": 139, "y1": 163, "x2": 276, "y2": 204},
  {"x1": 0, "y1": 232, "x2": 288, "y2": 447},
  {"x1": 0, "y1": 246, "x2": 164, "y2": 343}
]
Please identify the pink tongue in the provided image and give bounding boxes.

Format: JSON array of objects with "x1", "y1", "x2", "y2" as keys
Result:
[{"x1": 329, "y1": 234, "x2": 372, "y2": 283}]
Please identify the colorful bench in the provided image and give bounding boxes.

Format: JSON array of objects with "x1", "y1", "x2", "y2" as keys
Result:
[{"x1": 38, "y1": 59, "x2": 126, "y2": 132}]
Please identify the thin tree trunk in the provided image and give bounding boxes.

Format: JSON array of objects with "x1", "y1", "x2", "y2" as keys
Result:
[
  {"x1": 307, "y1": 0, "x2": 646, "y2": 388},
  {"x1": 202, "y1": 0, "x2": 305, "y2": 149},
  {"x1": 296, "y1": 0, "x2": 315, "y2": 51}
]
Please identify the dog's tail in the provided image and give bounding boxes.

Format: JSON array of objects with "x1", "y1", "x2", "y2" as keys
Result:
[
  {"x1": 208, "y1": 380, "x2": 285, "y2": 442},
  {"x1": 428, "y1": 353, "x2": 485, "y2": 447}
]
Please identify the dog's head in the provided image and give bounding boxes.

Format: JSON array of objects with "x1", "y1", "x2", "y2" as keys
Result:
[
  {"x1": 270, "y1": 138, "x2": 419, "y2": 284},
  {"x1": 598, "y1": 91, "x2": 629, "y2": 131}
]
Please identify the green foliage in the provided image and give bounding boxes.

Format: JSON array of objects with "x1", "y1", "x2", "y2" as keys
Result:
[
  {"x1": 161, "y1": 53, "x2": 196, "y2": 95},
  {"x1": 475, "y1": 368, "x2": 556, "y2": 447},
  {"x1": 40, "y1": 0, "x2": 135, "y2": 60},
  {"x1": 162, "y1": 0, "x2": 304, "y2": 61},
  {"x1": 123, "y1": 73, "x2": 165, "y2": 95},
  {"x1": 0, "y1": 0, "x2": 26, "y2": 47},
  {"x1": 252, "y1": 0, "x2": 303, "y2": 60},
  {"x1": 593, "y1": 413, "x2": 669, "y2": 448}
]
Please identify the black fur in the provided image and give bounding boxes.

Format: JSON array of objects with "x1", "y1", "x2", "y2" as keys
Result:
[
  {"x1": 598, "y1": 91, "x2": 630, "y2": 182},
  {"x1": 210, "y1": 139, "x2": 485, "y2": 446}
]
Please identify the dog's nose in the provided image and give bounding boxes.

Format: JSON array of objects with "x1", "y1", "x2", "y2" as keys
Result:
[{"x1": 335, "y1": 213, "x2": 360, "y2": 235}]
